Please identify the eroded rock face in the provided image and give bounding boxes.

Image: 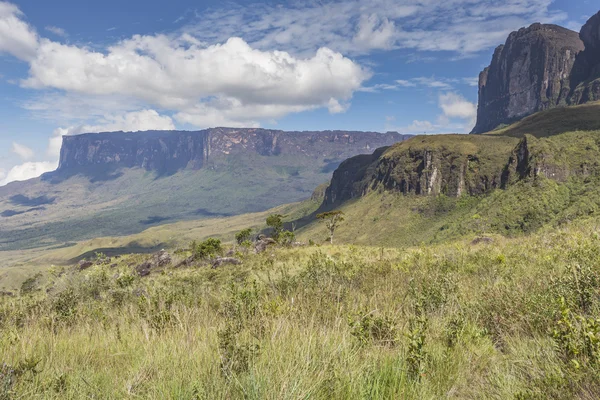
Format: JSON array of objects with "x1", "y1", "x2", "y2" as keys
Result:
[
  {"x1": 472, "y1": 23, "x2": 584, "y2": 134},
  {"x1": 55, "y1": 128, "x2": 410, "y2": 177},
  {"x1": 472, "y1": 13, "x2": 600, "y2": 134},
  {"x1": 570, "y1": 11, "x2": 600, "y2": 104}
]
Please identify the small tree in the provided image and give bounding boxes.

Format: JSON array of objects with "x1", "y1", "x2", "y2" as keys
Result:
[
  {"x1": 316, "y1": 210, "x2": 345, "y2": 244},
  {"x1": 266, "y1": 214, "x2": 285, "y2": 240},
  {"x1": 235, "y1": 228, "x2": 253, "y2": 245}
]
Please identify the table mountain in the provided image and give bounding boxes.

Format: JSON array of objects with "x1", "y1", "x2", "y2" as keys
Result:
[
  {"x1": 0, "y1": 128, "x2": 410, "y2": 251},
  {"x1": 472, "y1": 11, "x2": 600, "y2": 134}
]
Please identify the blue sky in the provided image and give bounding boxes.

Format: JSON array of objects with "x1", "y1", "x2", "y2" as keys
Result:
[{"x1": 0, "y1": 0, "x2": 597, "y2": 185}]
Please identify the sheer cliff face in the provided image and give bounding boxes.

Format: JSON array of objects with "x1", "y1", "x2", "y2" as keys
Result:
[
  {"x1": 57, "y1": 128, "x2": 408, "y2": 176},
  {"x1": 571, "y1": 11, "x2": 600, "y2": 104},
  {"x1": 472, "y1": 24, "x2": 584, "y2": 134}
]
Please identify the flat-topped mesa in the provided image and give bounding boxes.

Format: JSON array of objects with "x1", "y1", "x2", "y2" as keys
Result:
[
  {"x1": 56, "y1": 128, "x2": 410, "y2": 175},
  {"x1": 472, "y1": 23, "x2": 584, "y2": 134}
]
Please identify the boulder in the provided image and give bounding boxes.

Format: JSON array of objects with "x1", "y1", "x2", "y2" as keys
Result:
[
  {"x1": 211, "y1": 257, "x2": 242, "y2": 269},
  {"x1": 134, "y1": 250, "x2": 172, "y2": 277},
  {"x1": 78, "y1": 260, "x2": 94, "y2": 271},
  {"x1": 254, "y1": 235, "x2": 277, "y2": 253}
]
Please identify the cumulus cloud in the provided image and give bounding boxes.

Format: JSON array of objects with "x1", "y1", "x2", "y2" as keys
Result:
[
  {"x1": 386, "y1": 92, "x2": 477, "y2": 134},
  {"x1": 439, "y1": 92, "x2": 477, "y2": 120},
  {"x1": 0, "y1": 161, "x2": 58, "y2": 186},
  {"x1": 0, "y1": 1, "x2": 38, "y2": 60},
  {"x1": 11, "y1": 142, "x2": 34, "y2": 160},
  {"x1": 1, "y1": 109, "x2": 175, "y2": 186}
]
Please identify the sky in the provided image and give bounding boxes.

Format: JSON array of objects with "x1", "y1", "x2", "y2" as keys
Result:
[{"x1": 0, "y1": 0, "x2": 597, "y2": 186}]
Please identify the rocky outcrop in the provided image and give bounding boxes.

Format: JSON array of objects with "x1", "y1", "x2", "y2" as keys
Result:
[
  {"x1": 323, "y1": 135, "x2": 518, "y2": 205},
  {"x1": 570, "y1": 11, "x2": 600, "y2": 104},
  {"x1": 472, "y1": 23, "x2": 585, "y2": 134},
  {"x1": 55, "y1": 128, "x2": 410, "y2": 176}
]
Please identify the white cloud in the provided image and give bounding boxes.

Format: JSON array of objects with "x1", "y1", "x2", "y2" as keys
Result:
[
  {"x1": 11, "y1": 142, "x2": 34, "y2": 160},
  {"x1": 0, "y1": 161, "x2": 58, "y2": 186},
  {"x1": 385, "y1": 92, "x2": 477, "y2": 135},
  {"x1": 439, "y1": 92, "x2": 477, "y2": 120},
  {"x1": 179, "y1": 0, "x2": 567, "y2": 56},
  {"x1": 395, "y1": 80, "x2": 417, "y2": 87},
  {"x1": 45, "y1": 25, "x2": 67, "y2": 37},
  {"x1": 19, "y1": 35, "x2": 368, "y2": 127},
  {"x1": 0, "y1": 1, "x2": 38, "y2": 61},
  {"x1": 360, "y1": 76, "x2": 475, "y2": 93},
  {"x1": 353, "y1": 14, "x2": 397, "y2": 51},
  {"x1": 1, "y1": 109, "x2": 175, "y2": 186}
]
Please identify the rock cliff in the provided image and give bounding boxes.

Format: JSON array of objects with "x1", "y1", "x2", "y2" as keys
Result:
[
  {"x1": 472, "y1": 23, "x2": 584, "y2": 134},
  {"x1": 322, "y1": 129, "x2": 600, "y2": 207},
  {"x1": 570, "y1": 11, "x2": 600, "y2": 104},
  {"x1": 56, "y1": 128, "x2": 409, "y2": 176}
]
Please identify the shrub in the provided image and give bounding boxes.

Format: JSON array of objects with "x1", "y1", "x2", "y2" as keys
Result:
[
  {"x1": 235, "y1": 228, "x2": 253, "y2": 245},
  {"x1": 192, "y1": 238, "x2": 222, "y2": 260}
]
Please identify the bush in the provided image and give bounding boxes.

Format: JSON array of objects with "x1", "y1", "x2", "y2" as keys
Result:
[
  {"x1": 235, "y1": 229, "x2": 253, "y2": 245},
  {"x1": 192, "y1": 238, "x2": 222, "y2": 260}
]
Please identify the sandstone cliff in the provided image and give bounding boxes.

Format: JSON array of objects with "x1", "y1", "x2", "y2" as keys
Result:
[
  {"x1": 56, "y1": 128, "x2": 409, "y2": 176},
  {"x1": 322, "y1": 130, "x2": 600, "y2": 207},
  {"x1": 472, "y1": 24, "x2": 584, "y2": 134}
]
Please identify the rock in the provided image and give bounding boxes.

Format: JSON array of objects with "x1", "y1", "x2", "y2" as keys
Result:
[
  {"x1": 57, "y1": 129, "x2": 409, "y2": 176},
  {"x1": 472, "y1": 14, "x2": 600, "y2": 133},
  {"x1": 570, "y1": 11, "x2": 600, "y2": 104},
  {"x1": 211, "y1": 257, "x2": 242, "y2": 269},
  {"x1": 472, "y1": 23, "x2": 584, "y2": 134},
  {"x1": 135, "y1": 261, "x2": 154, "y2": 277},
  {"x1": 471, "y1": 237, "x2": 494, "y2": 246},
  {"x1": 254, "y1": 235, "x2": 277, "y2": 253},
  {"x1": 134, "y1": 250, "x2": 172, "y2": 277},
  {"x1": 78, "y1": 260, "x2": 94, "y2": 271}
]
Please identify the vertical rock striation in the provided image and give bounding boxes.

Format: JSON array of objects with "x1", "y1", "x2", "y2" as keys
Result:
[{"x1": 472, "y1": 24, "x2": 584, "y2": 134}]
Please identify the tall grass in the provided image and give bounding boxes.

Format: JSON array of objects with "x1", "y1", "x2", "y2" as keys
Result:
[{"x1": 2, "y1": 224, "x2": 600, "y2": 398}]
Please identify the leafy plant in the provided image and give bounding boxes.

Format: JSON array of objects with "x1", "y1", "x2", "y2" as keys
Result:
[
  {"x1": 235, "y1": 228, "x2": 253, "y2": 245},
  {"x1": 192, "y1": 238, "x2": 222, "y2": 260}
]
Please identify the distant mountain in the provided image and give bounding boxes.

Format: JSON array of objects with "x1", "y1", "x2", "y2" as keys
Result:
[
  {"x1": 0, "y1": 128, "x2": 410, "y2": 251},
  {"x1": 472, "y1": 11, "x2": 600, "y2": 134}
]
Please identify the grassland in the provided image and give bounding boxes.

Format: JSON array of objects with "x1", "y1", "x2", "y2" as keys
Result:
[
  {"x1": 2, "y1": 218, "x2": 600, "y2": 398},
  {"x1": 486, "y1": 101, "x2": 600, "y2": 138}
]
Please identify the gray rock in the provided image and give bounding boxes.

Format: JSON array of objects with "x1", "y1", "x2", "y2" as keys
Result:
[
  {"x1": 78, "y1": 260, "x2": 94, "y2": 271},
  {"x1": 134, "y1": 250, "x2": 172, "y2": 277},
  {"x1": 472, "y1": 23, "x2": 584, "y2": 134},
  {"x1": 211, "y1": 257, "x2": 242, "y2": 269}
]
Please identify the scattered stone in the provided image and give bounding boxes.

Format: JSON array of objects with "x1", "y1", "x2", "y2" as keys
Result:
[
  {"x1": 0, "y1": 291, "x2": 14, "y2": 297},
  {"x1": 212, "y1": 257, "x2": 242, "y2": 269},
  {"x1": 255, "y1": 235, "x2": 277, "y2": 253},
  {"x1": 134, "y1": 250, "x2": 172, "y2": 277},
  {"x1": 471, "y1": 237, "x2": 494, "y2": 245},
  {"x1": 78, "y1": 260, "x2": 94, "y2": 271}
]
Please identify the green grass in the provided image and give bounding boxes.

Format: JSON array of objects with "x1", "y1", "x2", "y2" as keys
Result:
[
  {"x1": 2, "y1": 219, "x2": 600, "y2": 398},
  {"x1": 485, "y1": 101, "x2": 600, "y2": 138}
]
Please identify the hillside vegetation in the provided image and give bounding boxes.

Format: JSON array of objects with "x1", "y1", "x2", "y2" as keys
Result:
[
  {"x1": 485, "y1": 102, "x2": 600, "y2": 138},
  {"x1": 2, "y1": 219, "x2": 600, "y2": 398}
]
